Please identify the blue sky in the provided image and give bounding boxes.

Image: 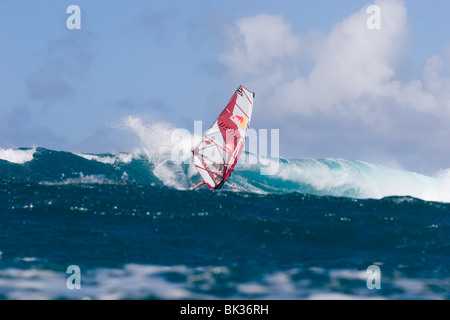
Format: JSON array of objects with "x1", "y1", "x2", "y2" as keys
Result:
[{"x1": 1, "y1": 0, "x2": 450, "y2": 175}]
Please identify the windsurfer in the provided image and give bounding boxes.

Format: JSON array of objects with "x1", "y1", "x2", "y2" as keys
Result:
[{"x1": 189, "y1": 162, "x2": 227, "y2": 190}]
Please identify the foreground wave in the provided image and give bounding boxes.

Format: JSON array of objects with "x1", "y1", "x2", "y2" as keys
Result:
[
  {"x1": 2, "y1": 263, "x2": 446, "y2": 300},
  {"x1": 1, "y1": 147, "x2": 449, "y2": 202}
]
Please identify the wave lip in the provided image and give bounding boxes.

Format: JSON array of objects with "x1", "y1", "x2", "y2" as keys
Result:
[{"x1": 0, "y1": 147, "x2": 36, "y2": 164}]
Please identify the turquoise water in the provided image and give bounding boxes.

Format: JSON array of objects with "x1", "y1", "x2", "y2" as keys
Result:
[{"x1": 1, "y1": 147, "x2": 449, "y2": 299}]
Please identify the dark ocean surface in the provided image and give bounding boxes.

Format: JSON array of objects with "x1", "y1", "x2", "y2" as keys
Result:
[{"x1": 1, "y1": 147, "x2": 449, "y2": 299}]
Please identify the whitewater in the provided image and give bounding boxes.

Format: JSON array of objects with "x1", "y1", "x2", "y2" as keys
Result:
[
  {"x1": 1, "y1": 139, "x2": 449, "y2": 203},
  {"x1": 1, "y1": 119, "x2": 450, "y2": 301}
]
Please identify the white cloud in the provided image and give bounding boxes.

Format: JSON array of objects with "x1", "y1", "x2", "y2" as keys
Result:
[
  {"x1": 220, "y1": 14, "x2": 301, "y2": 73},
  {"x1": 219, "y1": 13, "x2": 325, "y2": 94},
  {"x1": 220, "y1": 0, "x2": 450, "y2": 117},
  {"x1": 421, "y1": 45, "x2": 450, "y2": 112},
  {"x1": 218, "y1": 0, "x2": 450, "y2": 172}
]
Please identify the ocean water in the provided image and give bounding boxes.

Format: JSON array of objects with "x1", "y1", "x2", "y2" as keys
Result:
[{"x1": 1, "y1": 146, "x2": 450, "y2": 300}]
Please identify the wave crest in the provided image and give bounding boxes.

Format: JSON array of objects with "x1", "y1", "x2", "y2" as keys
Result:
[
  {"x1": 0, "y1": 147, "x2": 36, "y2": 164},
  {"x1": 2, "y1": 140, "x2": 450, "y2": 202}
]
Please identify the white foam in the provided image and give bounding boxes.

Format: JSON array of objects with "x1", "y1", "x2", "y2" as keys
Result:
[
  {"x1": 437, "y1": 168, "x2": 450, "y2": 182},
  {"x1": 265, "y1": 157, "x2": 450, "y2": 203},
  {"x1": 0, "y1": 147, "x2": 36, "y2": 164},
  {"x1": 75, "y1": 152, "x2": 133, "y2": 165},
  {"x1": 40, "y1": 173, "x2": 121, "y2": 186},
  {"x1": 0, "y1": 264, "x2": 446, "y2": 300},
  {"x1": 307, "y1": 293, "x2": 384, "y2": 300},
  {"x1": 116, "y1": 116, "x2": 450, "y2": 200},
  {"x1": 0, "y1": 264, "x2": 223, "y2": 300},
  {"x1": 122, "y1": 116, "x2": 194, "y2": 189}
]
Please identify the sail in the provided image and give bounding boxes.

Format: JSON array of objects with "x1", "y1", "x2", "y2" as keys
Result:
[{"x1": 192, "y1": 85, "x2": 255, "y2": 189}]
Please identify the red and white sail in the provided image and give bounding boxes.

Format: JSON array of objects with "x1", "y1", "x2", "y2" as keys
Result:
[{"x1": 192, "y1": 85, "x2": 255, "y2": 189}]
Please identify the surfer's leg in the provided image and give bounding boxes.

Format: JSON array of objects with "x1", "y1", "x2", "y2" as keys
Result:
[{"x1": 190, "y1": 181, "x2": 206, "y2": 190}]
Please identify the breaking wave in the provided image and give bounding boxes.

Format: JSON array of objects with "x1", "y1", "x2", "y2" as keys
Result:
[
  {"x1": 1, "y1": 145, "x2": 450, "y2": 203},
  {"x1": 1, "y1": 116, "x2": 449, "y2": 202}
]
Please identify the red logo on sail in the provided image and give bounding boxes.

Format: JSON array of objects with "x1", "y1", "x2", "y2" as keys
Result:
[{"x1": 231, "y1": 114, "x2": 247, "y2": 128}]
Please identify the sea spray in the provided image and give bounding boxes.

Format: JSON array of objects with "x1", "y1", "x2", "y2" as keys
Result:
[{"x1": 122, "y1": 116, "x2": 192, "y2": 189}]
